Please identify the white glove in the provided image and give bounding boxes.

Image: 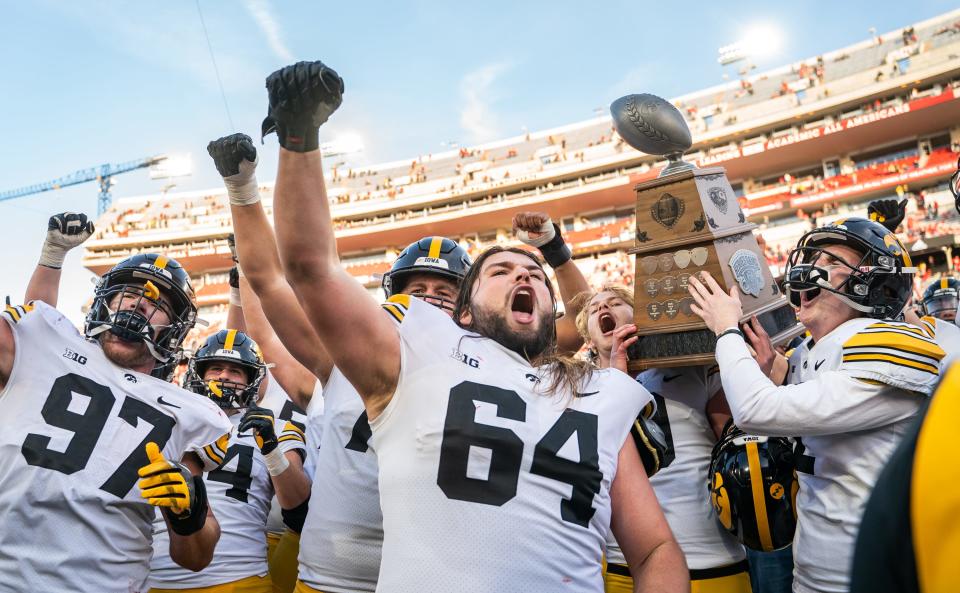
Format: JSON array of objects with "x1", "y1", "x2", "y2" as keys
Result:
[{"x1": 39, "y1": 212, "x2": 95, "y2": 269}]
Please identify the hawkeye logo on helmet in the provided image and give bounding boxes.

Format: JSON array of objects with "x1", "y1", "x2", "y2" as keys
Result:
[{"x1": 414, "y1": 256, "x2": 449, "y2": 269}]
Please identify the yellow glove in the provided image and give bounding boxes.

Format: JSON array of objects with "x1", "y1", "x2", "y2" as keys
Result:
[{"x1": 138, "y1": 442, "x2": 195, "y2": 515}]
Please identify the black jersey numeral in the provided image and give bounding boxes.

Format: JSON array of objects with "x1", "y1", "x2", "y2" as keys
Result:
[
  {"x1": 345, "y1": 411, "x2": 373, "y2": 453},
  {"x1": 22, "y1": 374, "x2": 116, "y2": 474},
  {"x1": 207, "y1": 444, "x2": 256, "y2": 503},
  {"x1": 21, "y1": 373, "x2": 177, "y2": 498},
  {"x1": 100, "y1": 397, "x2": 177, "y2": 497},
  {"x1": 437, "y1": 381, "x2": 602, "y2": 526}
]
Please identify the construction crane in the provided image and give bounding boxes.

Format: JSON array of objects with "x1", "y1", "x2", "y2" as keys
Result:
[{"x1": 0, "y1": 155, "x2": 168, "y2": 216}]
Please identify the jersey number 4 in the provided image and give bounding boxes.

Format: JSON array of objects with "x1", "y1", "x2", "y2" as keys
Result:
[
  {"x1": 20, "y1": 373, "x2": 177, "y2": 498},
  {"x1": 437, "y1": 381, "x2": 602, "y2": 528}
]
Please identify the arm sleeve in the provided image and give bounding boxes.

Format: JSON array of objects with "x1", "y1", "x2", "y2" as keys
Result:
[{"x1": 715, "y1": 333, "x2": 923, "y2": 436}]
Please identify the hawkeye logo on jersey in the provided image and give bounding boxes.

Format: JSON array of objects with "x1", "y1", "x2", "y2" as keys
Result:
[
  {"x1": 62, "y1": 348, "x2": 87, "y2": 365},
  {"x1": 450, "y1": 348, "x2": 481, "y2": 368}
]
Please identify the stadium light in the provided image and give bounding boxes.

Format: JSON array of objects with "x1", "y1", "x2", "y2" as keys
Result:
[
  {"x1": 718, "y1": 22, "x2": 784, "y2": 65},
  {"x1": 149, "y1": 153, "x2": 193, "y2": 179}
]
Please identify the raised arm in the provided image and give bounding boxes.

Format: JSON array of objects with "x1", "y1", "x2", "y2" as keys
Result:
[
  {"x1": 513, "y1": 212, "x2": 588, "y2": 354},
  {"x1": 239, "y1": 278, "x2": 322, "y2": 409},
  {"x1": 225, "y1": 267, "x2": 246, "y2": 332},
  {"x1": 264, "y1": 61, "x2": 400, "y2": 418},
  {"x1": 25, "y1": 212, "x2": 95, "y2": 306},
  {"x1": 208, "y1": 134, "x2": 332, "y2": 400}
]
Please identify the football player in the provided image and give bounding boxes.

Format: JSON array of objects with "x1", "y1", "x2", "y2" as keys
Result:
[
  {"x1": 919, "y1": 277, "x2": 959, "y2": 322},
  {"x1": 903, "y1": 279, "x2": 960, "y2": 371},
  {"x1": 575, "y1": 284, "x2": 751, "y2": 593},
  {"x1": 867, "y1": 198, "x2": 960, "y2": 370},
  {"x1": 689, "y1": 217, "x2": 945, "y2": 593},
  {"x1": 149, "y1": 329, "x2": 309, "y2": 593},
  {"x1": 210, "y1": 128, "x2": 594, "y2": 593},
  {"x1": 0, "y1": 250, "x2": 232, "y2": 593},
  {"x1": 264, "y1": 60, "x2": 687, "y2": 592}
]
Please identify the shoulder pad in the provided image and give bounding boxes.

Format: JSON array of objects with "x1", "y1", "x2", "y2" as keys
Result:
[
  {"x1": 2, "y1": 302, "x2": 36, "y2": 324},
  {"x1": 842, "y1": 320, "x2": 945, "y2": 379}
]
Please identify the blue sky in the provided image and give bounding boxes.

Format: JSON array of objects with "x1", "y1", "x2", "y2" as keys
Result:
[{"x1": 0, "y1": 0, "x2": 954, "y2": 323}]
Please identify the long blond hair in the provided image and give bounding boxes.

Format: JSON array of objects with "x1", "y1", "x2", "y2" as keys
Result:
[{"x1": 571, "y1": 283, "x2": 635, "y2": 363}]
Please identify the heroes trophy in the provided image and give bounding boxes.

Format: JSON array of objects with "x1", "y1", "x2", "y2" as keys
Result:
[{"x1": 610, "y1": 93, "x2": 802, "y2": 371}]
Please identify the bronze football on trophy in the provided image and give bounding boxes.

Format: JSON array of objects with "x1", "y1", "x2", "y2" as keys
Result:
[
  {"x1": 610, "y1": 94, "x2": 693, "y2": 176},
  {"x1": 611, "y1": 93, "x2": 803, "y2": 371}
]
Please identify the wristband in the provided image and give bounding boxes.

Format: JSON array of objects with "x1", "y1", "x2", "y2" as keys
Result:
[
  {"x1": 537, "y1": 223, "x2": 572, "y2": 268},
  {"x1": 164, "y1": 476, "x2": 208, "y2": 536},
  {"x1": 229, "y1": 286, "x2": 242, "y2": 307},
  {"x1": 263, "y1": 448, "x2": 290, "y2": 476},
  {"x1": 716, "y1": 327, "x2": 745, "y2": 341}
]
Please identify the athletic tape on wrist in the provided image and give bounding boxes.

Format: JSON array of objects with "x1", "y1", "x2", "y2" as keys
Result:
[
  {"x1": 263, "y1": 448, "x2": 290, "y2": 476},
  {"x1": 516, "y1": 220, "x2": 556, "y2": 248},
  {"x1": 38, "y1": 242, "x2": 68, "y2": 269},
  {"x1": 224, "y1": 173, "x2": 261, "y2": 206},
  {"x1": 229, "y1": 286, "x2": 242, "y2": 307}
]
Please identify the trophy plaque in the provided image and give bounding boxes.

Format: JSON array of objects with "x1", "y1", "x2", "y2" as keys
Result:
[{"x1": 610, "y1": 93, "x2": 803, "y2": 372}]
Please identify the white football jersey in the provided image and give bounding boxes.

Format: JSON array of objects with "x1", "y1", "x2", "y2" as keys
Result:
[
  {"x1": 722, "y1": 317, "x2": 943, "y2": 593},
  {"x1": 606, "y1": 366, "x2": 745, "y2": 570},
  {"x1": 298, "y1": 367, "x2": 383, "y2": 593},
  {"x1": 0, "y1": 302, "x2": 232, "y2": 593},
  {"x1": 919, "y1": 315, "x2": 960, "y2": 372},
  {"x1": 149, "y1": 400, "x2": 306, "y2": 588},
  {"x1": 371, "y1": 296, "x2": 651, "y2": 593}
]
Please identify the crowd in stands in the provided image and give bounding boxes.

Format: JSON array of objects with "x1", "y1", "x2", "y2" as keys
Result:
[{"x1": 84, "y1": 12, "x2": 960, "y2": 249}]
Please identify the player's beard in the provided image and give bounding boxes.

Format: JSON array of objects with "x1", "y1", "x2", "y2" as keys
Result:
[
  {"x1": 99, "y1": 333, "x2": 156, "y2": 372},
  {"x1": 467, "y1": 303, "x2": 555, "y2": 361}
]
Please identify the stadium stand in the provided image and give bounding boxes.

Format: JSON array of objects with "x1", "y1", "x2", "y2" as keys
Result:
[{"x1": 82, "y1": 10, "x2": 960, "y2": 341}]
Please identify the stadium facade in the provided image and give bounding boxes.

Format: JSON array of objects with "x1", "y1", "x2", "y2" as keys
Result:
[{"x1": 82, "y1": 9, "x2": 960, "y2": 348}]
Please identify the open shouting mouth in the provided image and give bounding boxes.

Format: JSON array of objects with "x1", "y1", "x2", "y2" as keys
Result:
[
  {"x1": 599, "y1": 312, "x2": 617, "y2": 335},
  {"x1": 511, "y1": 287, "x2": 535, "y2": 323}
]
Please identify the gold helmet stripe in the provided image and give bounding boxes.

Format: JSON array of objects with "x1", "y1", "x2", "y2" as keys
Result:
[
  {"x1": 942, "y1": 277, "x2": 949, "y2": 291},
  {"x1": 223, "y1": 329, "x2": 238, "y2": 351},
  {"x1": 427, "y1": 237, "x2": 443, "y2": 259},
  {"x1": 746, "y1": 441, "x2": 775, "y2": 551},
  {"x1": 153, "y1": 255, "x2": 169, "y2": 270}
]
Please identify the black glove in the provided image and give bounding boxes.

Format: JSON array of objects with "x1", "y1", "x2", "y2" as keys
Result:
[
  {"x1": 229, "y1": 266, "x2": 240, "y2": 289},
  {"x1": 867, "y1": 198, "x2": 906, "y2": 232},
  {"x1": 40, "y1": 212, "x2": 95, "y2": 268},
  {"x1": 227, "y1": 233, "x2": 239, "y2": 263},
  {"x1": 207, "y1": 133, "x2": 257, "y2": 177},
  {"x1": 631, "y1": 414, "x2": 671, "y2": 477},
  {"x1": 239, "y1": 405, "x2": 279, "y2": 455},
  {"x1": 261, "y1": 61, "x2": 344, "y2": 153}
]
